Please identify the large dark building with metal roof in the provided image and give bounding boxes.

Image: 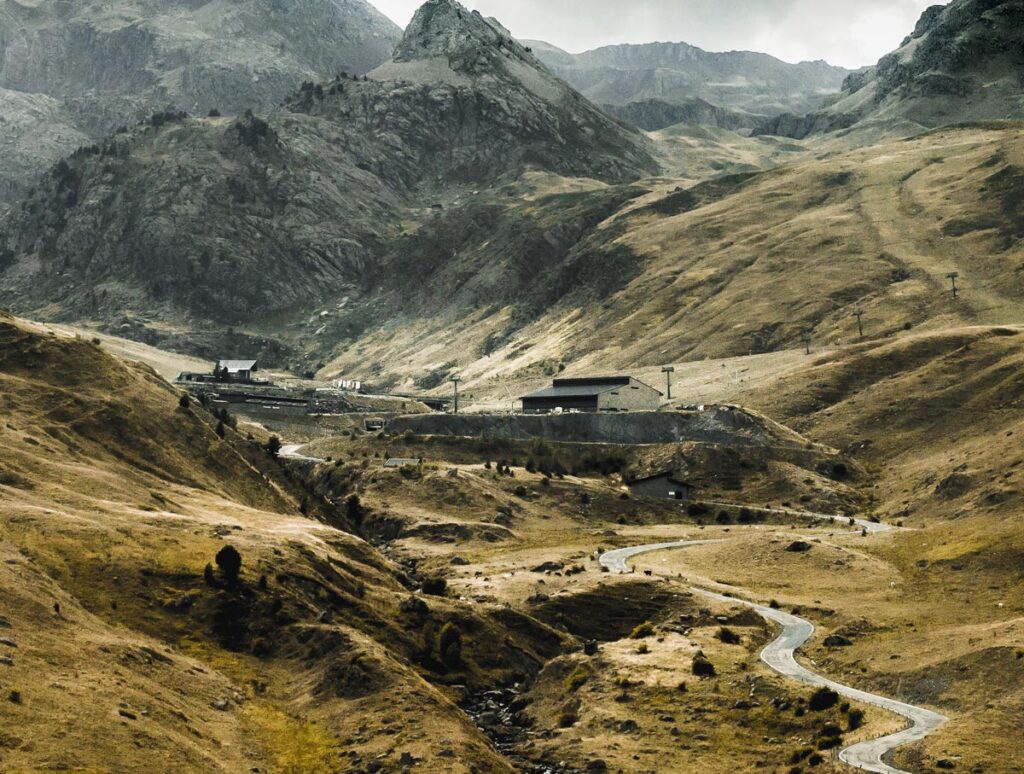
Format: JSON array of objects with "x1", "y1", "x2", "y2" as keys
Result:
[{"x1": 520, "y1": 376, "x2": 662, "y2": 414}]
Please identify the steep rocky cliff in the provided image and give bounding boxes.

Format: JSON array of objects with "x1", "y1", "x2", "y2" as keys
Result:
[
  {"x1": 527, "y1": 39, "x2": 850, "y2": 118},
  {"x1": 0, "y1": 0, "x2": 402, "y2": 204},
  {"x1": 757, "y1": 0, "x2": 1024, "y2": 139}
]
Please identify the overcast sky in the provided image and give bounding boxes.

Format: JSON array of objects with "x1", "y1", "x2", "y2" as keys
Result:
[{"x1": 370, "y1": 0, "x2": 946, "y2": 69}]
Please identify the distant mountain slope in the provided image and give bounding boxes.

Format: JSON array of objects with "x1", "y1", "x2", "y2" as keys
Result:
[
  {"x1": 526, "y1": 39, "x2": 850, "y2": 117},
  {"x1": 602, "y1": 97, "x2": 760, "y2": 132},
  {"x1": 0, "y1": 0, "x2": 402, "y2": 205},
  {"x1": 0, "y1": 0, "x2": 658, "y2": 346},
  {"x1": 757, "y1": 0, "x2": 1024, "y2": 139}
]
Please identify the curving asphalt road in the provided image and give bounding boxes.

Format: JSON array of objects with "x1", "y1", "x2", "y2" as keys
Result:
[{"x1": 599, "y1": 540, "x2": 947, "y2": 774}]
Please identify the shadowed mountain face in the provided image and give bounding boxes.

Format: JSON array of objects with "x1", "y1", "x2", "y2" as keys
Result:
[
  {"x1": 0, "y1": 0, "x2": 402, "y2": 206},
  {"x1": 602, "y1": 97, "x2": 760, "y2": 132},
  {"x1": 757, "y1": 0, "x2": 1024, "y2": 139},
  {"x1": 0, "y1": 0, "x2": 658, "y2": 347},
  {"x1": 526, "y1": 39, "x2": 850, "y2": 118}
]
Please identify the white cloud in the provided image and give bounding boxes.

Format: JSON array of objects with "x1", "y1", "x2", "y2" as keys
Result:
[{"x1": 368, "y1": 0, "x2": 948, "y2": 68}]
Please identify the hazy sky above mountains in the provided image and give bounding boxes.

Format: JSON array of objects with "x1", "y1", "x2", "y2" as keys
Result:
[{"x1": 372, "y1": 0, "x2": 947, "y2": 68}]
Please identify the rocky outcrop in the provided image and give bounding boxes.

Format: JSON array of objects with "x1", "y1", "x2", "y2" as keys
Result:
[
  {"x1": 0, "y1": 0, "x2": 658, "y2": 342},
  {"x1": 756, "y1": 0, "x2": 1024, "y2": 139},
  {"x1": 0, "y1": 0, "x2": 402, "y2": 204},
  {"x1": 527, "y1": 39, "x2": 850, "y2": 117},
  {"x1": 0, "y1": 88, "x2": 89, "y2": 211}
]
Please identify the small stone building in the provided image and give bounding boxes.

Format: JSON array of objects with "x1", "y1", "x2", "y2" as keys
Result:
[{"x1": 520, "y1": 376, "x2": 662, "y2": 414}]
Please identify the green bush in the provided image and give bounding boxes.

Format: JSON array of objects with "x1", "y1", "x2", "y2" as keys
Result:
[
  {"x1": 692, "y1": 654, "x2": 716, "y2": 678},
  {"x1": 564, "y1": 665, "x2": 590, "y2": 693},
  {"x1": 422, "y1": 577, "x2": 447, "y2": 596},
  {"x1": 717, "y1": 627, "x2": 741, "y2": 645},
  {"x1": 438, "y1": 622, "x2": 462, "y2": 667},
  {"x1": 808, "y1": 687, "x2": 839, "y2": 711},
  {"x1": 629, "y1": 621, "x2": 655, "y2": 639}
]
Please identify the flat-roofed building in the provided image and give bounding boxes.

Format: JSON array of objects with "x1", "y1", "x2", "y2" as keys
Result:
[{"x1": 520, "y1": 376, "x2": 661, "y2": 414}]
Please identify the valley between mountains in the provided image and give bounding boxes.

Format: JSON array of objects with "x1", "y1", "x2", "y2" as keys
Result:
[{"x1": 1, "y1": 0, "x2": 1024, "y2": 772}]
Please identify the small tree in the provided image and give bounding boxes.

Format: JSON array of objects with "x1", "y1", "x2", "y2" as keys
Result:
[
  {"x1": 178, "y1": 393, "x2": 190, "y2": 409},
  {"x1": 265, "y1": 436, "x2": 282, "y2": 458},
  {"x1": 216, "y1": 545, "x2": 242, "y2": 584}
]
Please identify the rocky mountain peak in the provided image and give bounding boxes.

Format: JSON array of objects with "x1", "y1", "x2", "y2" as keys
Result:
[{"x1": 392, "y1": 0, "x2": 532, "y2": 76}]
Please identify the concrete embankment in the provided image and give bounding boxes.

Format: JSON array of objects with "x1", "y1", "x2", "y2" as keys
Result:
[{"x1": 386, "y1": 406, "x2": 816, "y2": 448}]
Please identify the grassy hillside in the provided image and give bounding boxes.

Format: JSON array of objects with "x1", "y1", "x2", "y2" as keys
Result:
[
  {"x1": 0, "y1": 311, "x2": 567, "y2": 773},
  {"x1": 312, "y1": 122, "x2": 1024, "y2": 398}
]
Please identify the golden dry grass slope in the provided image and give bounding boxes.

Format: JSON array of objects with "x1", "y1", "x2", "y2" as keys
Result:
[
  {"x1": 0, "y1": 311, "x2": 571, "y2": 774},
  {"x1": 319, "y1": 122, "x2": 1024, "y2": 403}
]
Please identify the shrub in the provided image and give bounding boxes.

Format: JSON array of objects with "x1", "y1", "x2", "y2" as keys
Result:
[
  {"x1": 716, "y1": 511, "x2": 732, "y2": 525},
  {"x1": 692, "y1": 655, "x2": 716, "y2": 677},
  {"x1": 789, "y1": 748, "x2": 814, "y2": 764},
  {"x1": 808, "y1": 687, "x2": 840, "y2": 711},
  {"x1": 847, "y1": 708, "x2": 865, "y2": 731},
  {"x1": 346, "y1": 495, "x2": 363, "y2": 524},
  {"x1": 265, "y1": 436, "x2": 282, "y2": 458},
  {"x1": 438, "y1": 622, "x2": 462, "y2": 667},
  {"x1": 215, "y1": 545, "x2": 242, "y2": 584},
  {"x1": 817, "y1": 735, "x2": 843, "y2": 750},
  {"x1": 687, "y1": 503, "x2": 709, "y2": 517},
  {"x1": 178, "y1": 393, "x2": 190, "y2": 409},
  {"x1": 216, "y1": 420, "x2": 226, "y2": 439},
  {"x1": 629, "y1": 621, "x2": 655, "y2": 639},
  {"x1": 717, "y1": 627, "x2": 741, "y2": 645},
  {"x1": 557, "y1": 708, "x2": 578, "y2": 727},
  {"x1": 8, "y1": 690, "x2": 22, "y2": 704},
  {"x1": 564, "y1": 665, "x2": 590, "y2": 693},
  {"x1": 636, "y1": 642, "x2": 649, "y2": 654},
  {"x1": 422, "y1": 577, "x2": 447, "y2": 596}
]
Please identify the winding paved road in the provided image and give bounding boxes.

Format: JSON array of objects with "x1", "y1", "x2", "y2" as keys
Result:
[{"x1": 599, "y1": 539, "x2": 947, "y2": 774}]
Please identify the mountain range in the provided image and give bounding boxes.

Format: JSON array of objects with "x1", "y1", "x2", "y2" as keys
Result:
[
  {"x1": 0, "y1": 0, "x2": 656, "y2": 361},
  {"x1": 526, "y1": 38, "x2": 851, "y2": 124},
  {"x1": 758, "y1": 0, "x2": 1024, "y2": 138},
  {"x1": 1, "y1": 0, "x2": 1023, "y2": 380}
]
